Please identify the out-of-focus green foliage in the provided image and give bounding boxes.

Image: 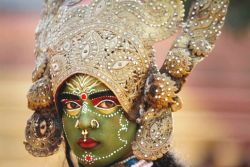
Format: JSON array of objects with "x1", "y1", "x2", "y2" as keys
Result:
[{"x1": 183, "y1": 0, "x2": 250, "y2": 33}]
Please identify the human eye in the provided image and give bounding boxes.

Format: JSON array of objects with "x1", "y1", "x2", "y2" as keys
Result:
[
  {"x1": 95, "y1": 99, "x2": 117, "y2": 109},
  {"x1": 61, "y1": 99, "x2": 81, "y2": 116},
  {"x1": 92, "y1": 96, "x2": 120, "y2": 114},
  {"x1": 64, "y1": 101, "x2": 81, "y2": 110}
]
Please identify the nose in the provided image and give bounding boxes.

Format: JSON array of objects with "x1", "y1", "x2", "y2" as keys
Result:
[
  {"x1": 78, "y1": 111, "x2": 92, "y2": 130},
  {"x1": 78, "y1": 116, "x2": 91, "y2": 130},
  {"x1": 78, "y1": 102, "x2": 98, "y2": 130}
]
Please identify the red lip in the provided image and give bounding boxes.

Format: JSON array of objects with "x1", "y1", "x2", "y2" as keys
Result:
[{"x1": 77, "y1": 138, "x2": 99, "y2": 149}]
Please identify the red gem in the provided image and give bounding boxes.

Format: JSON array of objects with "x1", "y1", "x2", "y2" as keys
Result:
[
  {"x1": 81, "y1": 93, "x2": 87, "y2": 100},
  {"x1": 85, "y1": 155, "x2": 92, "y2": 162}
]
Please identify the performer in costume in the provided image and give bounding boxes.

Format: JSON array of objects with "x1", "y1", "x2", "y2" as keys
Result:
[{"x1": 24, "y1": 0, "x2": 229, "y2": 166}]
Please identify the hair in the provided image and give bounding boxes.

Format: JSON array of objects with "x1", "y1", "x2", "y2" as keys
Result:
[
  {"x1": 153, "y1": 153, "x2": 186, "y2": 167},
  {"x1": 64, "y1": 134, "x2": 75, "y2": 167},
  {"x1": 57, "y1": 91, "x2": 75, "y2": 167}
]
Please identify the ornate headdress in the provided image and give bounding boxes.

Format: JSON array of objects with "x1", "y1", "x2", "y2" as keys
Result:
[{"x1": 25, "y1": 0, "x2": 229, "y2": 161}]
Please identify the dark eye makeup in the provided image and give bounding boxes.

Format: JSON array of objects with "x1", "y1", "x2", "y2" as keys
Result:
[
  {"x1": 96, "y1": 100, "x2": 116, "y2": 109},
  {"x1": 61, "y1": 99, "x2": 82, "y2": 110},
  {"x1": 91, "y1": 96, "x2": 119, "y2": 106},
  {"x1": 88, "y1": 91, "x2": 115, "y2": 100},
  {"x1": 60, "y1": 91, "x2": 120, "y2": 110}
]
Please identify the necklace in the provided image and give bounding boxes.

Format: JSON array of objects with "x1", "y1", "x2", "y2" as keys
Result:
[
  {"x1": 111, "y1": 155, "x2": 153, "y2": 167},
  {"x1": 120, "y1": 156, "x2": 138, "y2": 167},
  {"x1": 111, "y1": 156, "x2": 137, "y2": 167}
]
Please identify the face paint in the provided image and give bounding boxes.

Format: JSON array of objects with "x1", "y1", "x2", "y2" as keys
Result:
[{"x1": 59, "y1": 74, "x2": 137, "y2": 167}]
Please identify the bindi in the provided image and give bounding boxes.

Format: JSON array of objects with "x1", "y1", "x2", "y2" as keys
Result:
[{"x1": 81, "y1": 93, "x2": 88, "y2": 101}]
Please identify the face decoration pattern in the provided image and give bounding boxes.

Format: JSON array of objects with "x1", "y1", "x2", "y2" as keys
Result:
[
  {"x1": 24, "y1": 0, "x2": 230, "y2": 166},
  {"x1": 59, "y1": 74, "x2": 137, "y2": 167}
]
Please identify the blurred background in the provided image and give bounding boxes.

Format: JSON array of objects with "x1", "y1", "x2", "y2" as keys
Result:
[{"x1": 0, "y1": 0, "x2": 250, "y2": 167}]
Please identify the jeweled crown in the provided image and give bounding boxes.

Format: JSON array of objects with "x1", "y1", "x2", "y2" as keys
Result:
[
  {"x1": 26, "y1": 0, "x2": 229, "y2": 161},
  {"x1": 28, "y1": 0, "x2": 185, "y2": 113}
]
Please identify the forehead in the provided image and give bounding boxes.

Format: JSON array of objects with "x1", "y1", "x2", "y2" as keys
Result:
[{"x1": 62, "y1": 74, "x2": 109, "y2": 94}]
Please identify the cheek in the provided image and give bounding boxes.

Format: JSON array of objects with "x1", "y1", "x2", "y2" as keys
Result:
[
  {"x1": 120, "y1": 118, "x2": 137, "y2": 141},
  {"x1": 62, "y1": 116, "x2": 79, "y2": 143},
  {"x1": 98, "y1": 113, "x2": 137, "y2": 144},
  {"x1": 98, "y1": 117, "x2": 120, "y2": 139},
  {"x1": 127, "y1": 122, "x2": 137, "y2": 141}
]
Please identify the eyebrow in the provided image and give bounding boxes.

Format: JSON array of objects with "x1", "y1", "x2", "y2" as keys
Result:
[
  {"x1": 60, "y1": 93, "x2": 80, "y2": 100},
  {"x1": 89, "y1": 91, "x2": 115, "y2": 100}
]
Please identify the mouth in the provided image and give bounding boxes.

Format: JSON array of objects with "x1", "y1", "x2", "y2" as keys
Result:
[{"x1": 77, "y1": 138, "x2": 99, "y2": 149}]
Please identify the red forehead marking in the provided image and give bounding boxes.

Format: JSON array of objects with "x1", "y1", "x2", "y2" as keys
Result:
[{"x1": 81, "y1": 93, "x2": 88, "y2": 100}]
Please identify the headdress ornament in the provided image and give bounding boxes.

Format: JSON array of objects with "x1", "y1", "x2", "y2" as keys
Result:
[{"x1": 25, "y1": 0, "x2": 229, "y2": 161}]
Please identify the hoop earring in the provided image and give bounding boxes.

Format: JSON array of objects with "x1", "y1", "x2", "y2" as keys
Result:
[{"x1": 90, "y1": 119, "x2": 99, "y2": 129}]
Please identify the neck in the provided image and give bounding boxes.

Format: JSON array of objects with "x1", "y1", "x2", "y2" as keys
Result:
[{"x1": 77, "y1": 155, "x2": 139, "y2": 167}]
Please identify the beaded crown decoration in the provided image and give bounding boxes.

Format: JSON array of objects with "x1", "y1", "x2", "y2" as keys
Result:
[
  {"x1": 29, "y1": 0, "x2": 185, "y2": 113},
  {"x1": 25, "y1": 0, "x2": 229, "y2": 161}
]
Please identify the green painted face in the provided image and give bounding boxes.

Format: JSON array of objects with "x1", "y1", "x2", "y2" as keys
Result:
[{"x1": 58, "y1": 74, "x2": 137, "y2": 167}]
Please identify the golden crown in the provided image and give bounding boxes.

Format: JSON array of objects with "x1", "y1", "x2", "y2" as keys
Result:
[{"x1": 26, "y1": 0, "x2": 229, "y2": 161}]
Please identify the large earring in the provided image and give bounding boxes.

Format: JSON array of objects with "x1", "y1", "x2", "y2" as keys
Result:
[
  {"x1": 132, "y1": 72, "x2": 174, "y2": 160},
  {"x1": 24, "y1": 108, "x2": 63, "y2": 157},
  {"x1": 132, "y1": 107, "x2": 173, "y2": 161},
  {"x1": 90, "y1": 119, "x2": 100, "y2": 129}
]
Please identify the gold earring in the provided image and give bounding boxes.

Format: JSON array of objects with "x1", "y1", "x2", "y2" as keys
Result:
[{"x1": 90, "y1": 119, "x2": 99, "y2": 129}]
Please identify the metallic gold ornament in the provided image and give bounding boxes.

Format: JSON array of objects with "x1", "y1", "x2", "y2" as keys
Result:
[
  {"x1": 31, "y1": 49, "x2": 47, "y2": 82},
  {"x1": 25, "y1": 0, "x2": 230, "y2": 162},
  {"x1": 161, "y1": 0, "x2": 230, "y2": 86},
  {"x1": 30, "y1": 0, "x2": 185, "y2": 113},
  {"x1": 144, "y1": 72, "x2": 180, "y2": 110},
  {"x1": 132, "y1": 108, "x2": 173, "y2": 161},
  {"x1": 90, "y1": 119, "x2": 100, "y2": 129},
  {"x1": 138, "y1": 0, "x2": 229, "y2": 160},
  {"x1": 24, "y1": 108, "x2": 63, "y2": 157},
  {"x1": 81, "y1": 129, "x2": 89, "y2": 142},
  {"x1": 164, "y1": 46, "x2": 192, "y2": 78},
  {"x1": 27, "y1": 76, "x2": 53, "y2": 110}
]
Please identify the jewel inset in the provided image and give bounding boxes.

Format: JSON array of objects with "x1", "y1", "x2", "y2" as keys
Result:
[
  {"x1": 81, "y1": 93, "x2": 88, "y2": 101},
  {"x1": 85, "y1": 155, "x2": 92, "y2": 162}
]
